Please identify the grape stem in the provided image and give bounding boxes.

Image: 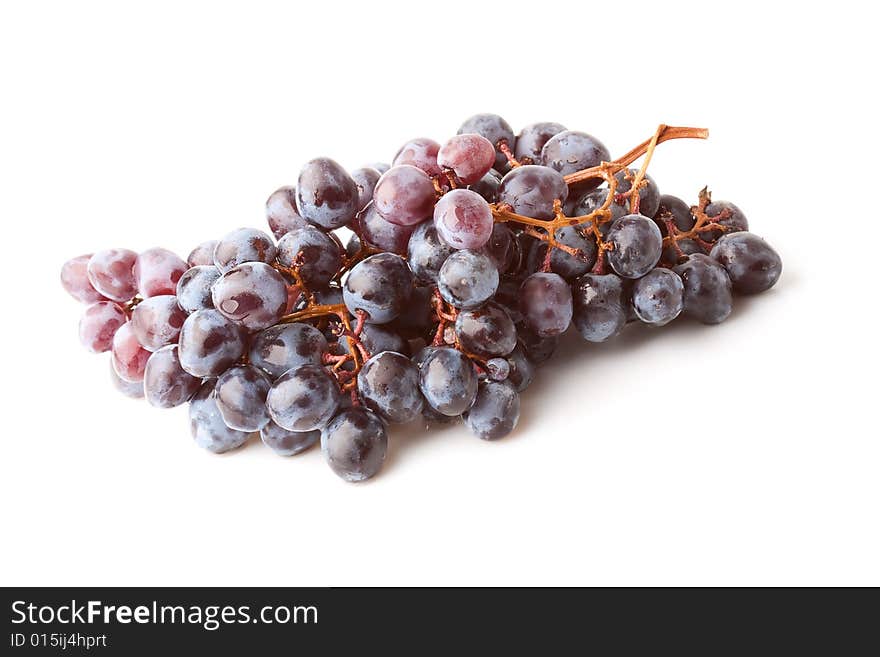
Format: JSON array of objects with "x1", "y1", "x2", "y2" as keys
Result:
[{"x1": 491, "y1": 124, "x2": 708, "y2": 273}]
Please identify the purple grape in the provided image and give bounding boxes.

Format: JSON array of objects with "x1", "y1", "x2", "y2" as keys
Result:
[
  {"x1": 407, "y1": 222, "x2": 455, "y2": 284},
  {"x1": 527, "y1": 226, "x2": 597, "y2": 279},
  {"x1": 357, "y1": 202, "x2": 417, "y2": 255},
  {"x1": 260, "y1": 421, "x2": 319, "y2": 457},
  {"x1": 614, "y1": 169, "x2": 660, "y2": 218},
  {"x1": 393, "y1": 137, "x2": 442, "y2": 177},
  {"x1": 541, "y1": 130, "x2": 610, "y2": 186},
  {"x1": 373, "y1": 165, "x2": 436, "y2": 227},
  {"x1": 212, "y1": 261, "x2": 288, "y2": 331},
  {"x1": 437, "y1": 133, "x2": 495, "y2": 184},
  {"x1": 464, "y1": 380, "x2": 520, "y2": 440},
  {"x1": 187, "y1": 240, "x2": 219, "y2": 267},
  {"x1": 266, "y1": 186, "x2": 309, "y2": 239},
  {"x1": 249, "y1": 322, "x2": 328, "y2": 379},
  {"x1": 321, "y1": 408, "x2": 387, "y2": 482},
  {"x1": 485, "y1": 357, "x2": 510, "y2": 381},
  {"x1": 213, "y1": 365, "x2": 272, "y2": 432},
  {"x1": 605, "y1": 214, "x2": 663, "y2": 279},
  {"x1": 343, "y1": 253, "x2": 413, "y2": 324},
  {"x1": 357, "y1": 351, "x2": 423, "y2": 423},
  {"x1": 110, "y1": 361, "x2": 144, "y2": 399},
  {"x1": 520, "y1": 272, "x2": 573, "y2": 337},
  {"x1": 79, "y1": 301, "x2": 127, "y2": 353},
  {"x1": 178, "y1": 308, "x2": 246, "y2": 377},
  {"x1": 433, "y1": 188, "x2": 494, "y2": 250},
  {"x1": 703, "y1": 200, "x2": 749, "y2": 241},
  {"x1": 61, "y1": 254, "x2": 107, "y2": 304},
  {"x1": 515, "y1": 122, "x2": 567, "y2": 163},
  {"x1": 143, "y1": 344, "x2": 201, "y2": 408},
  {"x1": 631, "y1": 268, "x2": 684, "y2": 326},
  {"x1": 276, "y1": 225, "x2": 342, "y2": 289},
  {"x1": 129, "y1": 295, "x2": 187, "y2": 352},
  {"x1": 438, "y1": 249, "x2": 499, "y2": 310},
  {"x1": 654, "y1": 194, "x2": 695, "y2": 234},
  {"x1": 571, "y1": 273, "x2": 627, "y2": 342},
  {"x1": 189, "y1": 382, "x2": 253, "y2": 454},
  {"x1": 368, "y1": 162, "x2": 391, "y2": 174},
  {"x1": 267, "y1": 363, "x2": 340, "y2": 432},
  {"x1": 87, "y1": 249, "x2": 138, "y2": 302},
  {"x1": 517, "y1": 325, "x2": 558, "y2": 364},
  {"x1": 295, "y1": 157, "x2": 360, "y2": 230},
  {"x1": 176, "y1": 265, "x2": 221, "y2": 313},
  {"x1": 213, "y1": 228, "x2": 277, "y2": 274},
  {"x1": 455, "y1": 302, "x2": 517, "y2": 357},
  {"x1": 709, "y1": 232, "x2": 782, "y2": 294},
  {"x1": 468, "y1": 169, "x2": 502, "y2": 203},
  {"x1": 457, "y1": 113, "x2": 515, "y2": 171},
  {"x1": 497, "y1": 165, "x2": 568, "y2": 220},
  {"x1": 351, "y1": 167, "x2": 382, "y2": 211},
  {"x1": 505, "y1": 344, "x2": 535, "y2": 392},
  {"x1": 418, "y1": 347, "x2": 478, "y2": 416},
  {"x1": 134, "y1": 248, "x2": 188, "y2": 298},
  {"x1": 482, "y1": 223, "x2": 517, "y2": 274},
  {"x1": 111, "y1": 322, "x2": 151, "y2": 383},
  {"x1": 673, "y1": 254, "x2": 733, "y2": 324}
]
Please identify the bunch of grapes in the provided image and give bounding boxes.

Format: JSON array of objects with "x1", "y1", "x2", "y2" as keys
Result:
[{"x1": 61, "y1": 115, "x2": 782, "y2": 482}]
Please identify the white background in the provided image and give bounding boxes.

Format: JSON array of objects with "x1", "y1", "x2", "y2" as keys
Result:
[{"x1": 1, "y1": 1, "x2": 877, "y2": 586}]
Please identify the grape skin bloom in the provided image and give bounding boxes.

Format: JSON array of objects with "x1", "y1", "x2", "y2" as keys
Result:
[
  {"x1": 79, "y1": 301, "x2": 127, "y2": 353},
  {"x1": 266, "y1": 363, "x2": 340, "y2": 432},
  {"x1": 176, "y1": 265, "x2": 221, "y2": 314},
  {"x1": 134, "y1": 248, "x2": 188, "y2": 298},
  {"x1": 455, "y1": 302, "x2": 517, "y2": 358},
  {"x1": 418, "y1": 347, "x2": 478, "y2": 416},
  {"x1": 437, "y1": 133, "x2": 495, "y2": 185},
  {"x1": 407, "y1": 222, "x2": 455, "y2": 284},
  {"x1": 178, "y1": 308, "x2": 246, "y2": 378},
  {"x1": 571, "y1": 273, "x2": 627, "y2": 342},
  {"x1": 130, "y1": 295, "x2": 187, "y2": 351},
  {"x1": 143, "y1": 344, "x2": 201, "y2": 408},
  {"x1": 321, "y1": 408, "x2": 388, "y2": 483},
  {"x1": 357, "y1": 351, "x2": 424, "y2": 424},
  {"x1": 61, "y1": 254, "x2": 107, "y2": 304},
  {"x1": 189, "y1": 382, "x2": 253, "y2": 454},
  {"x1": 605, "y1": 214, "x2": 664, "y2": 279},
  {"x1": 631, "y1": 268, "x2": 684, "y2": 326},
  {"x1": 213, "y1": 228, "x2": 278, "y2": 274},
  {"x1": 276, "y1": 225, "x2": 342, "y2": 289},
  {"x1": 249, "y1": 322, "x2": 328, "y2": 380},
  {"x1": 433, "y1": 189, "x2": 494, "y2": 251},
  {"x1": 373, "y1": 165, "x2": 436, "y2": 227},
  {"x1": 213, "y1": 365, "x2": 273, "y2": 432},
  {"x1": 520, "y1": 272, "x2": 573, "y2": 337},
  {"x1": 261, "y1": 421, "x2": 319, "y2": 457},
  {"x1": 438, "y1": 249, "x2": 499, "y2": 310},
  {"x1": 464, "y1": 380, "x2": 520, "y2": 441},
  {"x1": 343, "y1": 253, "x2": 413, "y2": 324},
  {"x1": 296, "y1": 157, "x2": 360, "y2": 230},
  {"x1": 211, "y1": 261, "x2": 288, "y2": 331},
  {"x1": 87, "y1": 248, "x2": 139, "y2": 302}
]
